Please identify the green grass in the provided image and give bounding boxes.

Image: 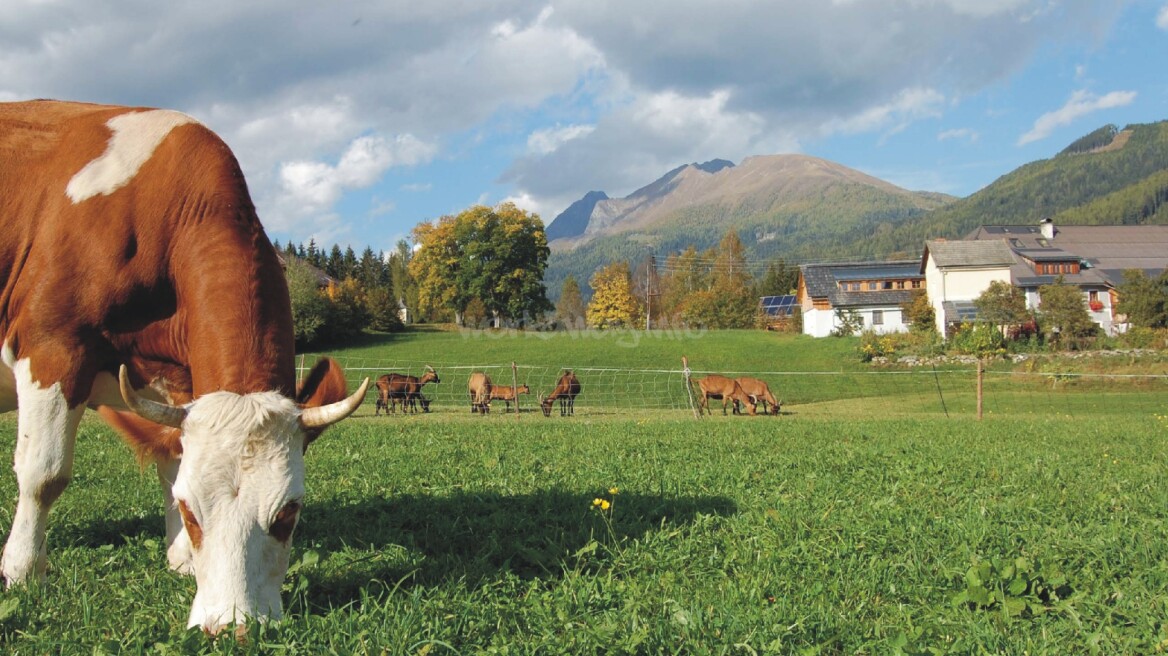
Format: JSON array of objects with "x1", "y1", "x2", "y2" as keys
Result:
[
  {"x1": 1, "y1": 330, "x2": 1167, "y2": 653},
  {"x1": 2, "y1": 411, "x2": 1168, "y2": 653},
  {"x1": 310, "y1": 328, "x2": 1167, "y2": 418}
]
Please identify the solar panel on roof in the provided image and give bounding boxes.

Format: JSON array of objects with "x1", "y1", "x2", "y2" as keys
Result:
[{"x1": 759, "y1": 295, "x2": 797, "y2": 316}]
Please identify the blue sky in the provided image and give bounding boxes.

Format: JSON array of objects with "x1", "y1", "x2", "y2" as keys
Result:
[{"x1": 3, "y1": 1, "x2": 1167, "y2": 256}]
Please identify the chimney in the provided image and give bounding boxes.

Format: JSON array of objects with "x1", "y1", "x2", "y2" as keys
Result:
[{"x1": 1039, "y1": 217, "x2": 1055, "y2": 240}]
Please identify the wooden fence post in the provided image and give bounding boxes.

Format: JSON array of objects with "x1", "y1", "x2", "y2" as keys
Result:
[
  {"x1": 976, "y1": 358, "x2": 984, "y2": 420},
  {"x1": 683, "y1": 356, "x2": 700, "y2": 420},
  {"x1": 512, "y1": 361, "x2": 520, "y2": 419}
]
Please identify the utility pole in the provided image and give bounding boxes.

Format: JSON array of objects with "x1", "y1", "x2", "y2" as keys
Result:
[{"x1": 645, "y1": 255, "x2": 657, "y2": 330}]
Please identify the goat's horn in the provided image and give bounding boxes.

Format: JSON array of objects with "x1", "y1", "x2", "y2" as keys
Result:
[
  {"x1": 300, "y1": 378, "x2": 370, "y2": 429},
  {"x1": 119, "y1": 365, "x2": 187, "y2": 428}
]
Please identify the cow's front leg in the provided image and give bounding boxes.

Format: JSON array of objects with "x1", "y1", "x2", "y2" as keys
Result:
[
  {"x1": 1, "y1": 359, "x2": 84, "y2": 585},
  {"x1": 155, "y1": 455, "x2": 193, "y2": 575}
]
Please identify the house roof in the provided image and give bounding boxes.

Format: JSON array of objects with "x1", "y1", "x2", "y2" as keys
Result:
[
  {"x1": 800, "y1": 260, "x2": 921, "y2": 309},
  {"x1": 922, "y1": 239, "x2": 1015, "y2": 271},
  {"x1": 966, "y1": 223, "x2": 1168, "y2": 287}
]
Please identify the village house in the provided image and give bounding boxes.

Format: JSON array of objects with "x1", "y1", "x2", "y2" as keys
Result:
[
  {"x1": 797, "y1": 261, "x2": 923, "y2": 337},
  {"x1": 965, "y1": 219, "x2": 1168, "y2": 336},
  {"x1": 919, "y1": 239, "x2": 1015, "y2": 336}
]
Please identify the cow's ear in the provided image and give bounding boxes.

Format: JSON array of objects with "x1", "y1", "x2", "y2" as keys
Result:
[
  {"x1": 97, "y1": 406, "x2": 182, "y2": 465},
  {"x1": 296, "y1": 357, "x2": 352, "y2": 449}
]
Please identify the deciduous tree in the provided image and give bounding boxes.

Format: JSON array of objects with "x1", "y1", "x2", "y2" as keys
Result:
[
  {"x1": 1116, "y1": 268, "x2": 1168, "y2": 328},
  {"x1": 1038, "y1": 277, "x2": 1097, "y2": 348},
  {"x1": 587, "y1": 262, "x2": 640, "y2": 329}
]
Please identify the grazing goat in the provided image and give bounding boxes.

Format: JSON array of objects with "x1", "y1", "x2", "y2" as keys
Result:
[
  {"x1": 468, "y1": 372, "x2": 493, "y2": 414},
  {"x1": 694, "y1": 374, "x2": 757, "y2": 416},
  {"x1": 375, "y1": 366, "x2": 439, "y2": 415},
  {"x1": 489, "y1": 384, "x2": 530, "y2": 412},
  {"x1": 734, "y1": 377, "x2": 781, "y2": 416},
  {"x1": 540, "y1": 370, "x2": 581, "y2": 417}
]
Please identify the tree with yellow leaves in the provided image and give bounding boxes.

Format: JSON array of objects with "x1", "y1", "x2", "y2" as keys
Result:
[{"x1": 586, "y1": 261, "x2": 641, "y2": 329}]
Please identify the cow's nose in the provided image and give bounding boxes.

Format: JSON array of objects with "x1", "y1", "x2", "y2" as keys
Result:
[{"x1": 202, "y1": 622, "x2": 249, "y2": 641}]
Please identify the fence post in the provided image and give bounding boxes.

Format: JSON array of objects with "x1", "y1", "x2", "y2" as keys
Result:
[
  {"x1": 683, "y1": 356, "x2": 700, "y2": 420},
  {"x1": 976, "y1": 358, "x2": 984, "y2": 420},
  {"x1": 512, "y1": 361, "x2": 520, "y2": 419}
]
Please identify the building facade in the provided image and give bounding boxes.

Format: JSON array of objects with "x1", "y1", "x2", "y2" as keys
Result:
[{"x1": 797, "y1": 261, "x2": 923, "y2": 337}]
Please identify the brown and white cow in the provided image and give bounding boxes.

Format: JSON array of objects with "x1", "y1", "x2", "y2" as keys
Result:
[{"x1": 0, "y1": 100, "x2": 368, "y2": 635}]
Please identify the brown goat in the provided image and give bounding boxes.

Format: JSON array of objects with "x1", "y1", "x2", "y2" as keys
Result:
[
  {"x1": 694, "y1": 374, "x2": 757, "y2": 416},
  {"x1": 734, "y1": 377, "x2": 781, "y2": 416},
  {"x1": 489, "y1": 384, "x2": 530, "y2": 412},
  {"x1": 375, "y1": 366, "x2": 440, "y2": 415},
  {"x1": 540, "y1": 370, "x2": 581, "y2": 417},
  {"x1": 468, "y1": 372, "x2": 493, "y2": 414}
]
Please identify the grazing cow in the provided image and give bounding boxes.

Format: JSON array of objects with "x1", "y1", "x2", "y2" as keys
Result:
[
  {"x1": 734, "y1": 377, "x2": 781, "y2": 416},
  {"x1": 375, "y1": 366, "x2": 439, "y2": 415},
  {"x1": 468, "y1": 372, "x2": 492, "y2": 414},
  {"x1": 489, "y1": 383, "x2": 530, "y2": 412},
  {"x1": 694, "y1": 375, "x2": 757, "y2": 416},
  {"x1": 0, "y1": 100, "x2": 369, "y2": 635},
  {"x1": 540, "y1": 370, "x2": 581, "y2": 417}
]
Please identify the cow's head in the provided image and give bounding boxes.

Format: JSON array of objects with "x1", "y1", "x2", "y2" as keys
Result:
[{"x1": 117, "y1": 366, "x2": 368, "y2": 634}]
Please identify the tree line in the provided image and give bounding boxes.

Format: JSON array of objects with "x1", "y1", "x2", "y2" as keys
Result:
[{"x1": 278, "y1": 203, "x2": 801, "y2": 347}]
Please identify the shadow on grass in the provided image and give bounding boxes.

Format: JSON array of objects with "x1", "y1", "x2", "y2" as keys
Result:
[{"x1": 293, "y1": 489, "x2": 737, "y2": 610}]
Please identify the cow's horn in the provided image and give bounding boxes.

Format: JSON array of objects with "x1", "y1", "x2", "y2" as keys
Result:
[
  {"x1": 425, "y1": 365, "x2": 434, "y2": 372},
  {"x1": 300, "y1": 378, "x2": 370, "y2": 429},
  {"x1": 119, "y1": 365, "x2": 187, "y2": 428}
]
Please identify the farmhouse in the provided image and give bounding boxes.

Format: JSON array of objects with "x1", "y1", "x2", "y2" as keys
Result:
[
  {"x1": 919, "y1": 239, "x2": 1015, "y2": 336},
  {"x1": 797, "y1": 261, "x2": 923, "y2": 337},
  {"x1": 965, "y1": 219, "x2": 1168, "y2": 335}
]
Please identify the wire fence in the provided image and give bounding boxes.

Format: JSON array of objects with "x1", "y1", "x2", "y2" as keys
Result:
[{"x1": 300, "y1": 355, "x2": 1168, "y2": 419}]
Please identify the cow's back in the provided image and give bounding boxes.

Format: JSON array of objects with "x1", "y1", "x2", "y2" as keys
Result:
[{"x1": 0, "y1": 100, "x2": 294, "y2": 404}]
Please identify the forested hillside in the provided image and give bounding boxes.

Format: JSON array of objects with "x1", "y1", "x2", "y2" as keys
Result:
[{"x1": 863, "y1": 120, "x2": 1168, "y2": 253}]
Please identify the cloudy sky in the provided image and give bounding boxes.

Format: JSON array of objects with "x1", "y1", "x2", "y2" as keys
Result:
[{"x1": 3, "y1": 1, "x2": 1167, "y2": 254}]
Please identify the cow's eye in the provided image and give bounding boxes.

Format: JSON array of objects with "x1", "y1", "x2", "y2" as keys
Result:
[
  {"x1": 177, "y1": 500, "x2": 204, "y2": 550},
  {"x1": 269, "y1": 500, "x2": 301, "y2": 543}
]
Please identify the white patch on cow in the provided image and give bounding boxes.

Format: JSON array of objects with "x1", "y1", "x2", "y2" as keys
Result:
[
  {"x1": 66, "y1": 109, "x2": 199, "y2": 204},
  {"x1": 0, "y1": 357, "x2": 84, "y2": 585},
  {"x1": 171, "y1": 390, "x2": 306, "y2": 632},
  {"x1": 0, "y1": 342, "x2": 16, "y2": 413}
]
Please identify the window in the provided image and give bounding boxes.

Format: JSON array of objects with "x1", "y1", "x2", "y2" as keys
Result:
[
  {"x1": 882, "y1": 281, "x2": 893, "y2": 290},
  {"x1": 852, "y1": 282, "x2": 861, "y2": 291},
  {"x1": 895, "y1": 281, "x2": 905, "y2": 290},
  {"x1": 867, "y1": 282, "x2": 877, "y2": 291},
  {"x1": 911, "y1": 280, "x2": 922, "y2": 289},
  {"x1": 872, "y1": 310, "x2": 884, "y2": 325},
  {"x1": 1088, "y1": 290, "x2": 1099, "y2": 302}
]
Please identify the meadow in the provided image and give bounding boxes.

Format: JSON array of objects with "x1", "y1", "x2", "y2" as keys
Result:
[{"x1": 0, "y1": 328, "x2": 1166, "y2": 654}]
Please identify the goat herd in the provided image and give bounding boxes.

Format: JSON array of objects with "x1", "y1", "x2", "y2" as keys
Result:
[{"x1": 371, "y1": 367, "x2": 781, "y2": 417}]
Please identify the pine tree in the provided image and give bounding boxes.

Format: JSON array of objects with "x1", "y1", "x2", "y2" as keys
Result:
[{"x1": 555, "y1": 275, "x2": 587, "y2": 328}]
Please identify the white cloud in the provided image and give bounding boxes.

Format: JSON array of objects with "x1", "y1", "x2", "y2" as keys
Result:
[
  {"x1": 1017, "y1": 89, "x2": 1138, "y2": 145},
  {"x1": 1157, "y1": 4, "x2": 1168, "y2": 30},
  {"x1": 527, "y1": 124, "x2": 596, "y2": 155},
  {"x1": 273, "y1": 133, "x2": 437, "y2": 231},
  {"x1": 824, "y1": 87, "x2": 946, "y2": 137},
  {"x1": 938, "y1": 128, "x2": 980, "y2": 143}
]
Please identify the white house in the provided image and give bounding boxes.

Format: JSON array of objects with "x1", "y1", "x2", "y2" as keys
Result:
[
  {"x1": 920, "y1": 240, "x2": 1015, "y2": 336},
  {"x1": 797, "y1": 261, "x2": 924, "y2": 337},
  {"x1": 965, "y1": 219, "x2": 1168, "y2": 336}
]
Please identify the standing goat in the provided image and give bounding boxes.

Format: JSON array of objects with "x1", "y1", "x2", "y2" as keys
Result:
[
  {"x1": 540, "y1": 370, "x2": 581, "y2": 417},
  {"x1": 694, "y1": 374, "x2": 757, "y2": 416},
  {"x1": 489, "y1": 384, "x2": 530, "y2": 412},
  {"x1": 375, "y1": 366, "x2": 439, "y2": 415},
  {"x1": 734, "y1": 377, "x2": 781, "y2": 416},
  {"x1": 468, "y1": 372, "x2": 493, "y2": 414}
]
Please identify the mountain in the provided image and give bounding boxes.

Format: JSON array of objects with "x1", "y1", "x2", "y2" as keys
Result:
[
  {"x1": 545, "y1": 190, "x2": 608, "y2": 241},
  {"x1": 543, "y1": 120, "x2": 1168, "y2": 299},
  {"x1": 863, "y1": 120, "x2": 1168, "y2": 254},
  {"x1": 544, "y1": 154, "x2": 953, "y2": 296}
]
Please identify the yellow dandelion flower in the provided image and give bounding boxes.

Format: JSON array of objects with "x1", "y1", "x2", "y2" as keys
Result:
[
  {"x1": 609, "y1": 487, "x2": 619, "y2": 495},
  {"x1": 600, "y1": 500, "x2": 611, "y2": 511},
  {"x1": 592, "y1": 498, "x2": 603, "y2": 507}
]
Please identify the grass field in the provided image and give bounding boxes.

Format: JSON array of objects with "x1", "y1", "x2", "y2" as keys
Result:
[{"x1": 0, "y1": 328, "x2": 1166, "y2": 653}]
